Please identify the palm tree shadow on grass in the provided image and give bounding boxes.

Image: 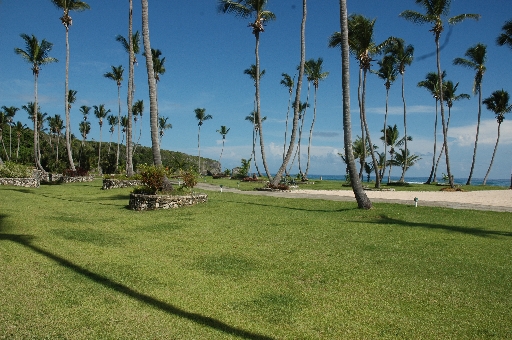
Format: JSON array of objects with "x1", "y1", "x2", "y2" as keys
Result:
[
  {"x1": 221, "y1": 198, "x2": 355, "y2": 213},
  {"x1": 367, "y1": 215, "x2": 512, "y2": 238},
  {"x1": 0, "y1": 226, "x2": 274, "y2": 340}
]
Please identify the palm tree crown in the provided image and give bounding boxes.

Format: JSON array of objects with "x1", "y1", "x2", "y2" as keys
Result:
[
  {"x1": 453, "y1": 43, "x2": 486, "y2": 94},
  {"x1": 496, "y1": 19, "x2": 512, "y2": 49},
  {"x1": 104, "y1": 65, "x2": 124, "y2": 86},
  {"x1": 218, "y1": 0, "x2": 276, "y2": 35},
  {"x1": 195, "y1": 108, "x2": 213, "y2": 126},
  {"x1": 14, "y1": 34, "x2": 58, "y2": 76},
  {"x1": 50, "y1": 0, "x2": 90, "y2": 30},
  {"x1": 483, "y1": 89, "x2": 512, "y2": 123}
]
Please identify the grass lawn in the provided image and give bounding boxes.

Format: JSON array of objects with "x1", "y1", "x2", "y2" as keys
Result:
[{"x1": 1, "y1": 179, "x2": 511, "y2": 339}]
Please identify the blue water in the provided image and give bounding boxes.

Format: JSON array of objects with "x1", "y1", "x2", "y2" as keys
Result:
[{"x1": 307, "y1": 175, "x2": 511, "y2": 187}]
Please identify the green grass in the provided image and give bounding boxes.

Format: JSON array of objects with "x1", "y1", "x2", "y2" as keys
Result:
[{"x1": 1, "y1": 180, "x2": 511, "y2": 339}]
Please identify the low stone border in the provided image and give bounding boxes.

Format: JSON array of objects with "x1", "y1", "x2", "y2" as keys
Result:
[
  {"x1": 102, "y1": 179, "x2": 142, "y2": 190},
  {"x1": 0, "y1": 177, "x2": 40, "y2": 188},
  {"x1": 129, "y1": 193, "x2": 208, "y2": 211},
  {"x1": 59, "y1": 175, "x2": 94, "y2": 184}
]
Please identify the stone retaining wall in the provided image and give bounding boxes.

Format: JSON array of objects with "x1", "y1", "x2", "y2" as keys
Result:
[
  {"x1": 59, "y1": 175, "x2": 95, "y2": 183},
  {"x1": 129, "y1": 193, "x2": 208, "y2": 211},
  {"x1": 0, "y1": 177, "x2": 40, "y2": 188},
  {"x1": 102, "y1": 179, "x2": 142, "y2": 190}
]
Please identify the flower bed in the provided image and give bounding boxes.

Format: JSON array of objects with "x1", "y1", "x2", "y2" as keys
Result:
[{"x1": 129, "y1": 193, "x2": 208, "y2": 211}]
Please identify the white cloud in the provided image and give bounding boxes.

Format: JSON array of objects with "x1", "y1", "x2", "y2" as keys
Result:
[
  {"x1": 366, "y1": 105, "x2": 436, "y2": 115},
  {"x1": 449, "y1": 119, "x2": 512, "y2": 146}
]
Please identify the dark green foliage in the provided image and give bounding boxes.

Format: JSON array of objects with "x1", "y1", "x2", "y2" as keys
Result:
[
  {"x1": 0, "y1": 161, "x2": 32, "y2": 178},
  {"x1": 138, "y1": 163, "x2": 167, "y2": 194},
  {"x1": 181, "y1": 171, "x2": 198, "y2": 189}
]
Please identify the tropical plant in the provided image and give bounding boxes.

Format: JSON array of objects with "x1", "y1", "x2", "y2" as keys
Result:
[
  {"x1": 391, "y1": 148, "x2": 422, "y2": 175},
  {"x1": 14, "y1": 34, "x2": 58, "y2": 171},
  {"x1": 93, "y1": 104, "x2": 111, "y2": 171},
  {"x1": 293, "y1": 101, "x2": 310, "y2": 175},
  {"x1": 50, "y1": 0, "x2": 90, "y2": 172},
  {"x1": 453, "y1": 43, "x2": 487, "y2": 185},
  {"x1": 400, "y1": 0, "x2": 479, "y2": 188},
  {"x1": 280, "y1": 72, "x2": 294, "y2": 162},
  {"x1": 219, "y1": 0, "x2": 276, "y2": 180},
  {"x1": 47, "y1": 114, "x2": 64, "y2": 162},
  {"x1": 194, "y1": 108, "x2": 212, "y2": 173},
  {"x1": 14, "y1": 122, "x2": 28, "y2": 160},
  {"x1": 2, "y1": 106, "x2": 19, "y2": 159},
  {"x1": 104, "y1": 65, "x2": 124, "y2": 171},
  {"x1": 132, "y1": 99, "x2": 144, "y2": 153},
  {"x1": 245, "y1": 110, "x2": 266, "y2": 176},
  {"x1": 158, "y1": 116, "x2": 172, "y2": 146},
  {"x1": 0, "y1": 112, "x2": 8, "y2": 160},
  {"x1": 497, "y1": 19, "x2": 512, "y2": 49},
  {"x1": 380, "y1": 124, "x2": 412, "y2": 183},
  {"x1": 216, "y1": 125, "x2": 230, "y2": 164},
  {"x1": 107, "y1": 115, "x2": 119, "y2": 155},
  {"x1": 481, "y1": 89, "x2": 512, "y2": 185}
]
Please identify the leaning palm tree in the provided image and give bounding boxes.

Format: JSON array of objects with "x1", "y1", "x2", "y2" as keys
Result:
[
  {"x1": 194, "y1": 108, "x2": 212, "y2": 173},
  {"x1": 304, "y1": 58, "x2": 329, "y2": 177},
  {"x1": 104, "y1": 65, "x2": 124, "y2": 172},
  {"x1": 93, "y1": 104, "x2": 110, "y2": 172},
  {"x1": 400, "y1": 0, "x2": 479, "y2": 188},
  {"x1": 141, "y1": 0, "x2": 161, "y2": 166},
  {"x1": 497, "y1": 19, "x2": 512, "y2": 49},
  {"x1": 14, "y1": 121, "x2": 28, "y2": 160},
  {"x1": 158, "y1": 116, "x2": 172, "y2": 147},
  {"x1": 219, "y1": 0, "x2": 276, "y2": 180},
  {"x1": 50, "y1": 0, "x2": 90, "y2": 172},
  {"x1": 453, "y1": 43, "x2": 487, "y2": 185},
  {"x1": 280, "y1": 72, "x2": 294, "y2": 162},
  {"x1": 245, "y1": 110, "x2": 266, "y2": 176},
  {"x1": 482, "y1": 89, "x2": 512, "y2": 185},
  {"x1": 216, "y1": 125, "x2": 230, "y2": 165},
  {"x1": 2, "y1": 106, "x2": 19, "y2": 159},
  {"x1": 15, "y1": 34, "x2": 58, "y2": 171}
]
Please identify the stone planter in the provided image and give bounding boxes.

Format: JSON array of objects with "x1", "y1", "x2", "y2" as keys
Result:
[
  {"x1": 0, "y1": 177, "x2": 39, "y2": 188},
  {"x1": 102, "y1": 179, "x2": 142, "y2": 190},
  {"x1": 129, "y1": 193, "x2": 208, "y2": 211}
]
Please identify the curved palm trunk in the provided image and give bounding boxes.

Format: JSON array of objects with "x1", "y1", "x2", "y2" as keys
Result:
[
  {"x1": 141, "y1": 0, "x2": 161, "y2": 166},
  {"x1": 283, "y1": 87, "x2": 293, "y2": 162},
  {"x1": 9, "y1": 125, "x2": 13, "y2": 160},
  {"x1": 197, "y1": 126, "x2": 201, "y2": 172},
  {"x1": 219, "y1": 139, "x2": 225, "y2": 164},
  {"x1": 425, "y1": 99, "x2": 438, "y2": 184},
  {"x1": 339, "y1": 0, "x2": 371, "y2": 209},
  {"x1": 400, "y1": 73, "x2": 408, "y2": 182},
  {"x1": 33, "y1": 74, "x2": 43, "y2": 171},
  {"x1": 97, "y1": 125, "x2": 102, "y2": 171},
  {"x1": 56, "y1": 134, "x2": 60, "y2": 163},
  {"x1": 362, "y1": 69, "x2": 380, "y2": 188},
  {"x1": 126, "y1": 0, "x2": 134, "y2": 176},
  {"x1": 271, "y1": 0, "x2": 306, "y2": 186},
  {"x1": 357, "y1": 69, "x2": 365, "y2": 180},
  {"x1": 383, "y1": 87, "x2": 389, "y2": 181},
  {"x1": 64, "y1": 26, "x2": 75, "y2": 171},
  {"x1": 115, "y1": 85, "x2": 121, "y2": 171},
  {"x1": 482, "y1": 123, "x2": 501, "y2": 185},
  {"x1": 298, "y1": 82, "x2": 310, "y2": 175},
  {"x1": 434, "y1": 105, "x2": 453, "y2": 180},
  {"x1": 305, "y1": 86, "x2": 318, "y2": 177},
  {"x1": 252, "y1": 129, "x2": 262, "y2": 177},
  {"x1": 466, "y1": 88, "x2": 482, "y2": 185}
]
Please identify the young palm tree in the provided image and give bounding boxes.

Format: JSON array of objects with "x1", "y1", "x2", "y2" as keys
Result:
[
  {"x1": 216, "y1": 125, "x2": 230, "y2": 164},
  {"x1": 400, "y1": 0, "x2": 479, "y2": 188},
  {"x1": 47, "y1": 114, "x2": 64, "y2": 162},
  {"x1": 497, "y1": 19, "x2": 512, "y2": 49},
  {"x1": 482, "y1": 89, "x2": 512, "y2": 185},
  {"x1": 453, "y1": 43, "x2": 487, "y2": 185},
  {"x1": 141, "y1": 0, "x2": 161, "y2": 166},
  {"x1": 107, "y1": 115, "x2": 118, "y2": 155},
  {"x1": 245, "y1": 110, "x2": 266, "y2": 176},
  {"x1": 104, "y1": 65, "x2": 124, "y2": 172},
  {"x1": 392, "y1": 148, "x2": 422, "y2": 176},
  {"x1": 280, "y1": 73, "x2": 294, "y2": 162},
  {"x1": 132, "y1": 99, "x2": 144, "y2": 154},
  {"x1": 1, "y1": 106, "x2": 19, "y2": 159},
  {"x1": 14, "y1": 121, "x2": 28, "y2": 160},
  {"x1": 50, "y1": 0, "x2": 90, "y2": 172},
  {"x1": 93, "y1": 104, "x2": 111, "y2": 171},
  {"x1": 219, "y1": 0, "x2": 276, "y2": 180},
  {"x1": 295, "y1": 101, "x2": 310, "y2": 176},
  {"x1": 385, "y1": 38, "x2": 414, "y2": 181},
  {"x1": 158, "y1": 116, "x2": 172, "y2": 147},
  {"x1": 304, "y1": 58, "x2": 329, "y2": 177},
  {"x1": 194, "y1": 108, "x2": 213, "y2": 173},
  {"x1": 67, "y1": 89, "x2": 77, "y2": 111},
  {"x1": 15, "y1": 34, "x2": 58, "y2": 171},
  {"x1": 78, "y1": 120, "x2": 90, "y2": 168},
  {"x1": 380, "y1": 124, "x2": 412, "y2": 183}
]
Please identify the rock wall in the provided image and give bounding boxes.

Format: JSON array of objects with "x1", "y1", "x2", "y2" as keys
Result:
[
  {"x1": 0, "y1": 178, "x2": 39, "y2": 188},
  {"x1": 102, "y1": 179, "x2": 142, "y2": 190},
  {"x1": 129, "y1": 193, "x2": 208, "y2": 211}
]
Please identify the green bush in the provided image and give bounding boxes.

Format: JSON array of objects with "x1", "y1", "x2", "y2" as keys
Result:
[
  {"x1": 181, "y1": 171, "x2": 198, "y2": 189},
  {"x1": 0, "y1": 161, "x2": 32, "y2": 178}
]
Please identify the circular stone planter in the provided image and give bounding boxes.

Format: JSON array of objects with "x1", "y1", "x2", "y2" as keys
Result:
[{"x1": 129, "y1": 193, "x2": 208, "y2": 211}]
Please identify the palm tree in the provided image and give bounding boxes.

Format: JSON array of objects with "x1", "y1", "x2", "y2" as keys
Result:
[
  {"x1": 400, "y1": 0, "x2": 479, "y2": 188},
  {"x1": 0, "y1": 112, "x2": 8, "y2": 160},
  {"x1": 280, "y1": 73, "x2": 294, "y2": 162},
  {"x1": 194, "y1": 108, "x2": 212, "y2": 173},
  {"x1": 79, "y1": 121, "x2": 90, "y2": 145},
  {"x1": 295, "y1": 101, "x2": 310, "y2": 176},
  {"x1": 244, "y1": 64, "x2": 266, "y2": 171},
  {"x1": 219, "y1": 0, "x2": 276, "y2": 180},
  {"x1": 1, "y1": 106, "x2": 19, "y2": 160},
  {"x1": 107, "y1": 115, "x2": 118, "y2": 155},
  {"x1": 104, "y1": 65, "x2": 124, "y2": 172},
  {"x1": 67, "y1": 89, "x2": 77, "y2": 111},
  {"x1": 391, "y1": 149, "x2": 422, "y2": 176},
  {"x1": 132, "y1": 99, "x2": 144, "y2": 154},
  {"x1": 373, "y1": 55, "x2": 397, "y2": 181},
  {"x1": 50, "y1": 0, "x2": 90, "y2": 172},
  {"x1": 216, "y1": 125, "x2": 230, "y2": 165},
  {"x1": 14, "y1": 122, "x2": 28, "y2": 160},
  {"x1": 497, "y1": 19, "x2": 512, "y2": 49},
  {"x1": 79, "y1": 105, "x2": 90, "y2": 122},
  {"x1": 141, "y1": 0, "x2": 161, "y2": 166},
  {"x1": 380, "y1": 124, "x2": 412, "y2": 183},
  {"x1": 93, "y1": 104, "x2": 111, "y2": 171},
  {"x1": 15, "y1": 34, "x2": 58, "y2": 171},
  {"x1": 158, "y1": 116, "x2": 172, "y2": 146},
  {"x1": 23, "y1": 104, "x2": 48, "y2": 165},
  {"x1": 304, "y1": 58, "x2": 329, "y2": 178},
  {"x1": 47, "y1": 114, "x2": 64, "y2": 162},
  {"x1": 120, "y1": 116, "x2": 129, "y2": 146},
  {"x1": 482, "y1": 89, "x2": 512, "y2": 185},
  {"x1": 245, "y1": 110, "x2": 266, "y2": 176},
  {"x1": 338, "y1": 0, "x2": 371, "y2": 208},
  {"x1": 453, "y1": 43, "x2": 487, "y2": 185}
]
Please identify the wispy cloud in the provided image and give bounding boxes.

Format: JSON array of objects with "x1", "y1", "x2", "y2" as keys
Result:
[
  {"x1": 450, "y1": 119, "x2": 512, "y2": 146},
  {"x1": 366, "y1": 105, "x2": 436, "y2": 115}
]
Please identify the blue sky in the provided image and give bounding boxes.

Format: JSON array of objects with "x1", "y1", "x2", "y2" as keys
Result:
[{"x1": 1, "y1": 0, "x2": 511, "y2": 179}]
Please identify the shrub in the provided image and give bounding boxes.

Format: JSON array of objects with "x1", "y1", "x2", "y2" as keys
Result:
[
  {"x1": 138, "y1": 164, "x2": 167, "y2": 194},
  {"x1": 0, "y1": 161, "x2": 32, "y2": 178},
  {"x1": 181, "y1": 171, "x2": 198, "y2": 189},
  {"x1": 63, "y1": 167, "x2": 89, "y2": 177}
]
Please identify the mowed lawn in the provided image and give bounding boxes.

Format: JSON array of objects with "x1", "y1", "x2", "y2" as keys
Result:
[{"x1": 0, "y1": 180, "x2": 511, "y2": 339}]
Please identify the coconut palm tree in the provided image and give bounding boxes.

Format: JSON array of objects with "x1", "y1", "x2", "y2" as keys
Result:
[
  {"x1": 245, "y1": 110, "x2": 266, "y2": 177},
  {"x1": 497, "y1": 19, "x2": 512, "y2": 49},
  {"x1": 304, "y1": 58, "x2": 329, "y2": 178},
  {"x1": 132, "y1": 99, "x2": 144, "y2": 154},
  {"x1": 158, "y1": 116, "x2": 172, "y2": 146},
  {"x1": 219, "y1": 0, "x2": 276, "y2": 180},
  {"x1": 194, "y1": 108, "x2": 212, "y2": 173},
  {"x1": 391, "y1": 148, "x2": 422, "y2": 175},
  {"x1": 78, "y1": 119, "x2": 90, "y2": 168},
  {"x1": 93, "y1": 104, "x2": 111, "y2": 171},
  {"x1": 1, "y1": 106, "x2": 19, "y2": 159},
  {"x1": 0, "y1": 112, "x2": 8, "y2": 160},
  {"x1": 380, "y1": 124, "x2": 412, "y2": 183},
  {"x1": 384, "y1": 38, "x2": 414, "y2": 181},
  {"x1": 79, "y1": 105, "x2": 90, "y2": 122},
  {"x1": 120, "y1": 116, "x2": 129, "y2": 146},
  {"x1": 47, "y1": 114, "x2": 64, "y2": 162},
  {"x1": 14, "y1": 121, "x2": 28, "y2": 160},
  {"x1": 400, "y1": 0, "x2": 479, "y2": 188},
  {"x1": 107, "y1": 115, "x2": 118, "y2": 155},
  {"x1": 217, "y1": 125, "x2": 230, "y2": 164},
  {"x1": 141, "y1": 0, "x2": 161, "y2": 166},
  {"x1": 151, "y1": 48, "x2": 166, "y2": 126},
  {"x1": 23, "y1": 104, "x2": 48, "y2": 165},
  {"x1": 104, "y1": 65, "x2": 124, "y2": 172},
  {"x1": 67, "y1": 89, "x2": 77, "y2": 111},
  {"x1": 295, "y1": 101, "x2": 310, "y2": 176},
  {"x1": 15, "y1": 34, "x2": 57, "y2": 171},
  {"x1": 482, "y1": 89, "x2": 512, "y2": 185},
  {"x1": 453, "y1": 43, "x2": 487, "y2": 185},
  {"x1": 50, "y1": 0, "x2": 90, "y2": 172},
  {"x1": 280, "y1": 72, "x2": 294, "y2": 162}
]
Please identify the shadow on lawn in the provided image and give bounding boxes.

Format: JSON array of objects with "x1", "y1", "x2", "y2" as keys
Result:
[
  {"x1": 373, "y1": 215, "x2": 512, "y2": 238},
  {"x1": 221, "y1": 198, "x2": 354, "y2": 213},
  {"x1": 0, "y1": 229, "x2": 273, "y2": 340}
]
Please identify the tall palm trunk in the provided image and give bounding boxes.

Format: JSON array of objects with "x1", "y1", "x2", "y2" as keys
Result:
[
  {"x1": 271, "y1": 0, "x2": 306, "y2": 186},
  {"x1": 357, "y1": 69, "x2": 365, "y2": 180},
  {"x1": 97, "y1": 125, "x2": 102, "y2": 171},
  {"x1": 361, "y1": 69, "x2": 380, "y2": 188},
  {"x1": 283, "y1": 82, "x2": 293, "y2": 162},
  {"x1": 298, "y1": 83, "x2": 310, "y2": 175},
  {"x1": 197, "y1": 125, "x2": 201, "y2": 172},
  {"x1": 115, "y1": 85, "x2": 121, "y2": 171},
  {"x1": 400, "y1": 73, "x2": 408, "y2": 182},
  {"x1": 126, "y1": 0, "x2": 134, "y2": 176},
  {"x1": 434, "y1": 104, "x2": 453, "y2": 180},
  {"x1": 305, "y1": 85, "x2": 318, "y2": 177},
  {"x1": 33, "y1": 75, "x2": 43, "y2": 171},
  {"x1": 467, "y1": 88, "x2": 482, "y2": 185},
  {"x1": 425, "y1": 98, "x2": 438, "y2": 184},
  {"x1": 339, "y1": 0, "x2": 371, "y2": 209},
  {"x1": 482, "y1": 123, "x2": 501, "y2": 185},
  {"x1": 382, "y1": 86, "x2": 390, "y2": 181},
  {"x1": 64, "y1": 25, "x2": 75, "y2": 171},
  {"x1": 141, "y1": 0, "x2": 161, "y2": 166},
  {"x1": 254, "y1": 130, "x2": 262, "y2": 177}
]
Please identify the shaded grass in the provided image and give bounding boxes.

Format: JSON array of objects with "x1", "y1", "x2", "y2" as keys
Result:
[{"x1": 0, "y1": 179, "x2": 511, "y2": 339}]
